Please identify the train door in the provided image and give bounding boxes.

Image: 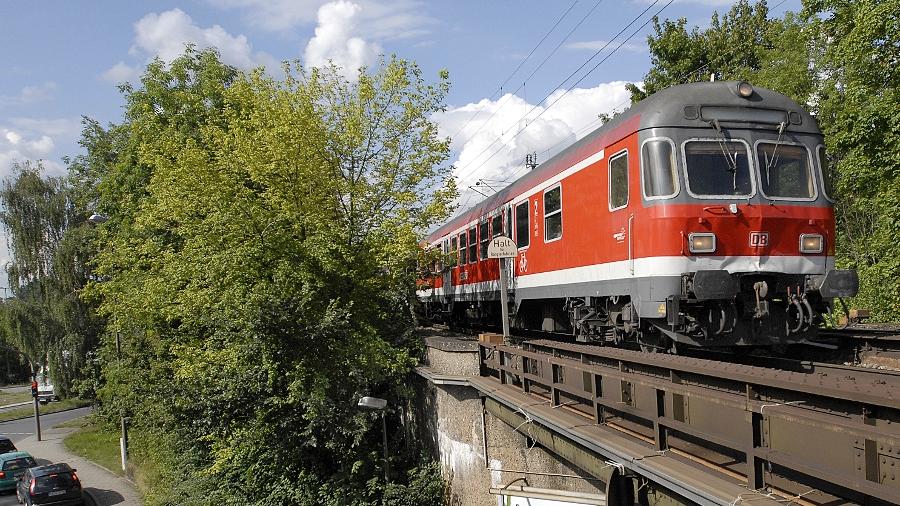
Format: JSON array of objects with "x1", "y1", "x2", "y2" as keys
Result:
[
  {"x1": 607, "y1": 148, "x2": 633, "y2": 271},
  {"x1": 441, "y1": 239, "x2": 451, "y2": 301}
]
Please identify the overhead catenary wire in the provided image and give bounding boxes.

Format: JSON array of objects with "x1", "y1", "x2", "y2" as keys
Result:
[
  {"x1": 509, "y1": 0, "x2": 779, "y2": 182},
  {"x1": 447, "y1": 1, "x2": 579, "y2": 143},
  {"x1": 455, "y1": 0, "x2": 674, "y2": 185},
  {"x1": 455, "y1": 0, "x2": 607, "y2": 149}
]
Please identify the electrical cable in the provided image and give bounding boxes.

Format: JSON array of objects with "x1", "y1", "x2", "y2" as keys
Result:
[
  {"x1": 456, "y1": 0, "x2": 607, "y2": 149},
  {"x1": 447, "y1": 1, "x2": 579, "y2": 142},
  {"x1": 455, "y1": 0, "x2": 674, "y2": 184}
]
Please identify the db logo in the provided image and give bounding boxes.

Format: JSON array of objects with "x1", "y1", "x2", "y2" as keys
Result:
[{"x1": 749, "y1": 232, "x2": 769, "y2": 247}]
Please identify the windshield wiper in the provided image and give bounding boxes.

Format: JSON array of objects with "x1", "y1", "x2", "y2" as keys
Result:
[
  {"x1": 708, "y1": 119, "x2": 740, "y2": 191},
  {"x1": 763, "y1": 121, "x2": 787, "y2": 185}
]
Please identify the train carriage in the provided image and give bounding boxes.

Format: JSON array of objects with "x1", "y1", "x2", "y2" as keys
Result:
[{"x1": 418, "y1": 81, "x2": 858, "y2": 350}]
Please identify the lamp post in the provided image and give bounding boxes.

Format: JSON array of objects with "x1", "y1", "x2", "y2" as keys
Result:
[
  {"x1": 358, "y1": 396, "x2": 389, "y2": 481},
  {"x1": 87, "y1": 212, "x2": 129, "y2": 472}
]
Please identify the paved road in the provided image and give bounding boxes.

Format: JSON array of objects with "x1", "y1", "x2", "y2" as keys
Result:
[
  {"x1": 0, "y1": 406, "x2": 92, "y2": 444},
  {"x1": 0, "y1": 407, "x2": 96, "y2": 506}
]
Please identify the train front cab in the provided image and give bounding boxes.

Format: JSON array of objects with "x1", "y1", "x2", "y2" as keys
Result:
[{"x1": 633, "y1": 82, "x2": 858, "y2": 347}]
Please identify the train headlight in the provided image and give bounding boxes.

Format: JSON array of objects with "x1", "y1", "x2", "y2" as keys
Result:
[
  {"x1": 800, "y1": 234, "x2": 824, "y2": 254},
  {"x1": 737, "y1": 81, "x2": 754, "y2": 98},
  {"x1": 689, "y1": 233, "x2": 716, "y2": 254}
]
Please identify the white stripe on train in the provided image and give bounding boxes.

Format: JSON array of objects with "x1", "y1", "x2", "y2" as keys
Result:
[{"x1": 416, "y1": 255, "x2": 834, "y2": 298}]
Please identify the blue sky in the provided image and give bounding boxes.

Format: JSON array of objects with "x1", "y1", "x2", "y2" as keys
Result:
[{"x1": 0, "y1": 0, "x2": 800, "y2": 283}]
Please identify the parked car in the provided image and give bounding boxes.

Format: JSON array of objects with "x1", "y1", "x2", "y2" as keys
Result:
[
  {"x1": 0, "y1": 437, "x2": 17, "y2": 455},
  {"x1": 0, "y1": 452, "x2": 36, "y2": 491},
  {"x1": 15, "y1": 463, "x2": 83, "y2": 506}
]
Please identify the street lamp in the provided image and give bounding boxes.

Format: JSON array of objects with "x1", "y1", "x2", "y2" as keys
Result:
[
  {"x1": 358, "y1": 396, "x2": 390, "y2": 481},
  {"x1": 87, "y1": 211, "x2": 128, "y2": 472}
]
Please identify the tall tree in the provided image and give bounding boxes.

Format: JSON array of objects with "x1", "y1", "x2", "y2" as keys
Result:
[
  {"x1": 628, "y1": 1, "x2": 814, "y2": 105},
  {"x1": 88, "y1": 48, "x2": 454, "y2": 504},
  {"x1": 0, "y1": 162, "x2": 100, "y2": 395},
  {"x1": 804, "y1": 0, "x2": 900, "y2": 318}
]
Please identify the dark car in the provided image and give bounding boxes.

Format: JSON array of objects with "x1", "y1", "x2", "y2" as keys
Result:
[
  {"x1": 0, "y1": 437, "x2": 17, "y2": 455},
  {"x1": 15, "y1": 463, "x2": 83, "y2": 506}
]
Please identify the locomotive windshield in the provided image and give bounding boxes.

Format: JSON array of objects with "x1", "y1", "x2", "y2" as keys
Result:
[
  {"x1": 757, "y1": 143, "x2": 814, "y2": 199},
  {"x1": 684, "y1": 140, "x2": 752, "y2": 197}
]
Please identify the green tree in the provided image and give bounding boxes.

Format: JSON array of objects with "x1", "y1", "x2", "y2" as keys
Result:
[
  {"x1": 0, "y1": 161, "x2": 100, "y2": 396},
  {"x1": 88, "y1": 48, "x2": 454, "y2": 504},
  {"x1": 628, "y1": 1, "x2": 814, "y2": 105},
  {"x1": 804, "y1": 0, "x2": 900, "y2": 319}
]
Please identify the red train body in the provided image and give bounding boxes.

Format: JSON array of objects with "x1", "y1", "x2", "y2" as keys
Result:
[{"x1": 419, "y1": 81, "x2": 858, "y2": 349}]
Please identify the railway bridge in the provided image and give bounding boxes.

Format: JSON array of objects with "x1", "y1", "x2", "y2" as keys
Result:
[{"x1": 413, "y1": 328, "x2": 899, "y2": 506}]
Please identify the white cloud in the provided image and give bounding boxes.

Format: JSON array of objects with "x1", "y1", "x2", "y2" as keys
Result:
[
  {"x1": 432, "y1": 81, "x2": 635, "y2": 206},
  {"x1": 0, "y1": 82, "x2": 57, "y2": 107},
  {"x1": 102, "y1": 8, "x2": 277, "y2": 82},
  {"x1": 0, "y1": 126, "x2": 65, "y2": 180},
  {"x1": 566, "y1": 40, "x2": 646, "y2": 53},
  {"x1": 0, "y1": 117, "x2": 81, "y2": 182},
  {"x1": 207, "y1": 0, "x2": 323, "y2": 31},
  {"x1": 102, "y1": 62, "x2": 143, "y2": 84},
  {"x1": 207, "y1": 0, "x2": 432, "y2": 39},
  {"x1": 304, "y1": 1, "x2": 382, "y2": 79},
  {"x1": 9, "y1": 117, "x2": 82, "y2": 138}
]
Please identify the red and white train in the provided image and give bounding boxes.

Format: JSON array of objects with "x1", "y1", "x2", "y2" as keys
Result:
[{"x1": 419, "y1": 81, "x2": 858, "y2": 349}]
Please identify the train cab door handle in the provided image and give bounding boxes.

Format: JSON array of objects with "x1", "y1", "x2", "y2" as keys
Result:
[{"x1": 628, "y1": 214, "x2": 635, "y2": 275}]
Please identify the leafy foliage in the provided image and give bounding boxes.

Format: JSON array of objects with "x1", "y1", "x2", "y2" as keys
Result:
[
  {"x1": 0, "y1": 162, "x2": 101, "y2": 395},
  {"x1": 82, "y1": 48, "x2": 454, "y2": 504},
  {"x1": 628, "y1": 1, "x2": 814, "y2": 104},
  {"x1": 802, "y1": 0, "x2": 900, "y2": 319}
]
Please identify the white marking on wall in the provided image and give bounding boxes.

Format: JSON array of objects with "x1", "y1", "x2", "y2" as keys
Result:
[
  {"x1": 437, "y1": 430, "x2": 481, "y2": 480},
  {"x1": 489, "y1": 459, "x2": 503, "y2": 488}
]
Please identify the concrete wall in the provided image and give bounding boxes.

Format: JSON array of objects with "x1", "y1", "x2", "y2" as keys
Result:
[{"x1": 414, "y1": 333, "x2": 605, "y2": 506}]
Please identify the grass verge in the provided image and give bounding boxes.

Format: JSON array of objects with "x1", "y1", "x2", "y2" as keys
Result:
[
  {"x1": 63, "y1": 421, "x2": 123, "y2": 476},
  {"x1": 53, "y1": 415, "x2": 91, "y2": 429},
  {"x1": 0, "y1": 390, "x2": 32, "y2": 406},
  {"x1": 0, "y1": 398, "x2": 90, "y2": 423}
]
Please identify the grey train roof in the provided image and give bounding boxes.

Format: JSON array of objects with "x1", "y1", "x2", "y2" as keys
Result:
[{"x1": 429, "y1": 81, "x2": 821, "y2": 241}]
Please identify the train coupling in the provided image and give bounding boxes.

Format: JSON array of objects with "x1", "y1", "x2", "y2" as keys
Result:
[
  {"x1": 684, "y1": 270, "x2": 739, "y2": 300},
  {"x1": 807, "y1": 269, "x2": 859, "y2": 298}
]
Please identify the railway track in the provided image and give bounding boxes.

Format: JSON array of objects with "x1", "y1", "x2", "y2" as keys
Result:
[
  {"x1": 444, "y1": 321, "x2": 900, "y2": 369},
  {"x1": 472, "y1": 332, "x2": 900, "y2": 505}
]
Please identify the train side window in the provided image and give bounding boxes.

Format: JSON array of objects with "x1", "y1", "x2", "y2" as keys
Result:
[
  {"x1": 641, "y1": 139, "x2": 677, "y2": 199},
  {"x1": 468, "y1": 227, "x2": 477, "y2": 263},
  {"x1": 544, "y1": 185, "x2": 562, "y2": 242},
  {"x1": 449, "y1": 237, "x2": 457, "y2": 266},
  {"x1": 492, "y1": 214, "x2": 502, "y2": 238},
  {"x1": 515, "y1": 201, "x2": 530, "y2": 249},
  {"x1": 479, "y1": 220, "x2": 490, "y2": 260},
  {"x1": 817, "y1": 145, "x2": 834, "y2": 201},
  {"x1": 609, "y1": 150, "x2": 629, "y2": 211},
  {"x1": 458, "y1": 233, "x2": 467, "y2": 265}
]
